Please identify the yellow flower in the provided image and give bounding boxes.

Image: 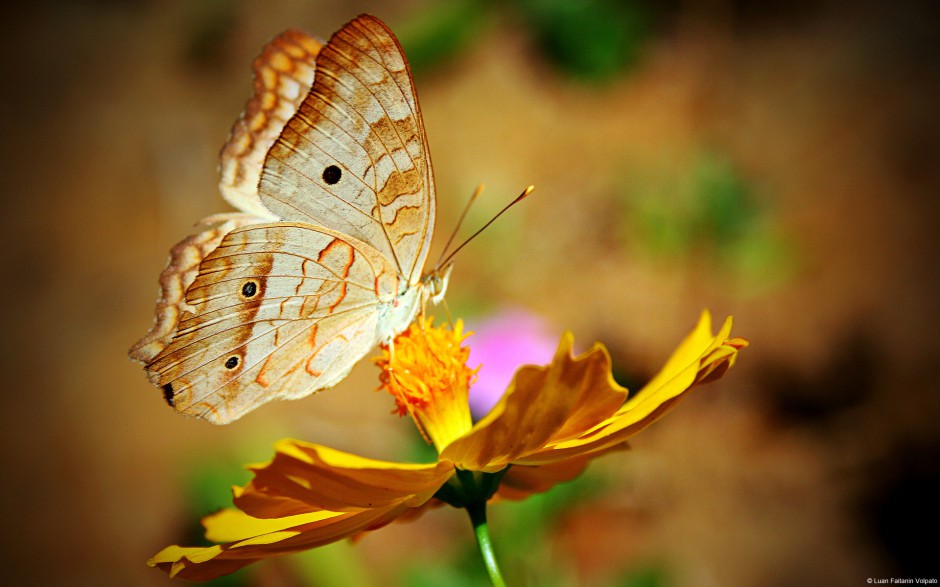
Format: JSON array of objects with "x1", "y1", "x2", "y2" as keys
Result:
[{"x1": 150, "y1": 311, "x2": 747, "y2": 581}]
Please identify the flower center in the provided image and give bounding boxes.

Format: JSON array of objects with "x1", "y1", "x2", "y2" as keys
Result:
[{"x1": 375, "y1": 318, "x2": 476, "y2": 453}]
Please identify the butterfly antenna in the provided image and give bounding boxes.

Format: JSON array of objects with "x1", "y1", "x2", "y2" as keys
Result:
[
  {"x1": 435, "y1": 184, "x2": 485, "y2": 268},
  {"x1": 437, "y1": 185, "x2": 534, "y2": 269}
]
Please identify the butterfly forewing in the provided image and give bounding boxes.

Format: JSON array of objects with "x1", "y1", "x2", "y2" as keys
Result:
[{"x1": 259, "y1": 15, "x2": 435, "y2": 284}]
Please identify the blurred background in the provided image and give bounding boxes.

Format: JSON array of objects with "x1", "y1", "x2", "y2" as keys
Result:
[{"x1": 2, "y1": 0, "x2": 938, "y2": 585}]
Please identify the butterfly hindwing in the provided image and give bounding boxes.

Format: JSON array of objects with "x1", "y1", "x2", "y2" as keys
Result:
[
  {"x1": 147, "y1": 223, "x2": 402, "y2": 423},
  {"x1": 219, "y1": 29, "x2": 323, "y2": 220},
  {"x1": 130, "y1": 213, "x2": 266, "y2": 366}
]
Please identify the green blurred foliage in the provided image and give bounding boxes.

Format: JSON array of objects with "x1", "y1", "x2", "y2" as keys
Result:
[
  {"x1": 496, "y1": 470, "x2": 608, "y2": 584},
  {"x1": 399, "y1": 0, "x2": 657, "y2": 82},
  {"x1": 404, "y1": 563, "x2": 485, "y2": 587},
  {"x1": 613, "y1": 561, "x2": 671, "y2": 587},
  {"x1": 399, "y1": 0, "x2": 490, "y2": 77},
  {"x1": 621, "y1": 150, "x2": 796, "y2": 291},
  {"x1": 511, "y1": 0, "x2": 655, "y2": 81},
  {"x1": 295, "y1": 540, "x2": 378, "y2": 587},
  {"x1": 185, "y1": 461, "x2": 251, "y2": 523},
  {"x1": 402, "y1": 545, "x2": 490, "y2": 587},
  {"x1": 181, "y1": 0, "x2": 239, "y2": 70}
]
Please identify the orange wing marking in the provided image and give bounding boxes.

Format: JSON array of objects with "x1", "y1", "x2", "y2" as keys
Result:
[
  {"x1": 305, "y1": 332, "x2": 349, "y2": 376},
  {"x1": 329, "y1": 283, "x2": 348, "y2": 313},
  {"x1": 317, "y1": 238, "x2": 355, "y2": 278},
  {"x1": 256, "y1": 356, "x2": 274, "y2": 387},
  {"x1": 191, "y1": 401, "x2": 222, "y2": 421}
]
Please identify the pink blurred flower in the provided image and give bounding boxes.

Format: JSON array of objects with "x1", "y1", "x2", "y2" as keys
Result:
[{"x1": 467, "y1": 308, "x2": 558, "y2": 420}]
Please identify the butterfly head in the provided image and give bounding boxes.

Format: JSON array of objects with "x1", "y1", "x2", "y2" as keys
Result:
[{"x1": 424, "y1": 263, "x2": 453, "y2": 306}]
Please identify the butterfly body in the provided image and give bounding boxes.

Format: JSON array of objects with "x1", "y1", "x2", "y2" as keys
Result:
[{"x1": 131, "y1": 15, "x2": 447, "y2": 424}]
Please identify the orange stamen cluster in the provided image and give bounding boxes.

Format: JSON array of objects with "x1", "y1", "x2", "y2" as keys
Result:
[{"x1": 375, "y1": 319, "x2": 477, "y2": 452}]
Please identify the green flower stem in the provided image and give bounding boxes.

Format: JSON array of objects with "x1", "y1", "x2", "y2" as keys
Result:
[{"x1": 466, "y1": 501, "x2": 506, "y2": 587}]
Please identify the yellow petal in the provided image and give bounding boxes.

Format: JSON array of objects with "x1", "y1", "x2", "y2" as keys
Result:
[
  {"x1": 495, "y1": 443, "x2": 628, "y2": 501},
  {"x1": 629, "y1": 310, "x2": 725, "y2": 399},
  {"x1": 148, "y1": 505, "x2": 406, "y2": 581},
  {"x1": 441, "y1": 333, "x2": 627, "y2": 472},
  {"x1": 148, "y1": 545, "x2": 238, "y2": 581},
  {"x1": 227, "y1": 483, "x2": 320, "y2": 519},
  {"x1": 519, "y1": 312, "x2": 746, "y2": 464},
  {"x1": 239, "y1": 439, "x2": 455, "y2": 512},
  {"x1": 202, "y1": 507, "x2": 340, "y2": 543}
]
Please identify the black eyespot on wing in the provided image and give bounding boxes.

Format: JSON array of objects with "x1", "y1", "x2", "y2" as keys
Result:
[
  {"x1": 225, "y1": 356, "x2": 240, "y2": 369},
  {"x1": 322, "y1": 165, "x2": 341, "y2": 185},
  {"x1": 162, "y1": 383, "x2": 175, "y2": 407},
  {"x1": 242, "y1": 280, "x2": 258, "y2": 298}
]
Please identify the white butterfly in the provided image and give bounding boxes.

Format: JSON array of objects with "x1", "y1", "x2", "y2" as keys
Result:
[{"x1": 130, "y1": 15, "x2": 449, "y2": 424}]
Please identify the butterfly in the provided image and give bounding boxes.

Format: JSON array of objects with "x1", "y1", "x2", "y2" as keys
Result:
[{"x1": 130, "y1": 15, "x2": 450, "y2": 424}]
